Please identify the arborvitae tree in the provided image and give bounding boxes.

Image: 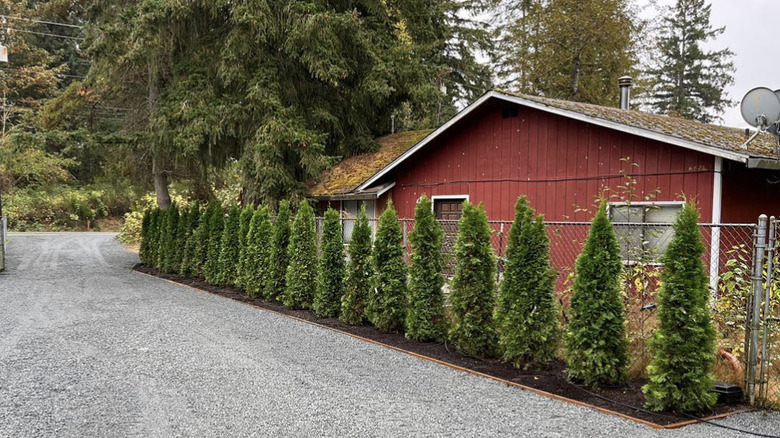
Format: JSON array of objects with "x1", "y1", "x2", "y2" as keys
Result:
[
  {"x1": 155, "y1": 207, "x2": 169, "y2": 269},
  {"x1": 645, "y1": 0, "x2": 735, "y2": 123},
  {"x1": 161, "y1": 203, "x2": 181, "y2": 273},
  {"x1": 245, "y1": 206, "x2": 274, "y2": 298},
  {"x1": 340, "y1": 205, "x2": 373, "y2": 325},
  {"x1": 189, "y1": 203, "x2": 219, "y2": 278},
  {"x1": 449, "y1": 202, "x2": 497, "y2": 357},
  {"x1": 367, "y1": 201, "x2": 407, "y2": 333},
  {"x1": 139, "y1": 208, "x2": 152, "y2": 264},
  {"x1": 236, "y1": 205, "x2": 255, "y2": 290},
  {"x1": 203, "y1": 205, "x2": 225, "y2": 284},
  {"x1": 266, "y1": 200, "x2": 292, "y2": 301},
  {"x1": 405, "y1": 195, "x2": 445, "y2": 342},
  {"x1": 313, "y1": 208, "x2": 346, "y2": 318},
  {"x1": 283, "y1": 200, "x2": 318, "y2": 309},
  {"x1": 179, "y1": 202, "x2": 201, "y2": 276},
  {"x1": 496, "y1": 197, "x2": 560, "y2": 367},
  {"x1": 171, "y1": 202, "x2": 194, "y2": 273},
  {"x1": 216, "y1": 206, "x2": 242, "y2": 287},
  {"x1": 643, "y1": 203, "x2": 717, "y2": 412},
  {"x1": 146, "y1": 209, "x2": 161, "y2": 267},
  {"x1": 565, "y1": 201, "x2": 628, "y2": 387}
]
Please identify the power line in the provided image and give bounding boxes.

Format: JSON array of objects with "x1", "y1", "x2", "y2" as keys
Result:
[
  {"x1": 0, "y1": 67, "x2": 86, "y2": 80},
  {"x1": 1, "y1": 27, "x2": 83, "y2": 41},
  {"x1": 0, "y1": 15, "x2": 83, "y2": 29}
]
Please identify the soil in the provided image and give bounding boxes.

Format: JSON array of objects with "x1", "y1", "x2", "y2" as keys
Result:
[{"x1": 135, "y1": 264, "x2": 748, "y2": 427}]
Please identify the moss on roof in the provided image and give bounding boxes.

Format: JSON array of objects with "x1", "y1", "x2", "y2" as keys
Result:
[
  {"x1": 310, "y1": 130, "x2": 432, "y2": 196},
  {"x1": 506, "y1": 91, "x2": 778, "y2": 157}
]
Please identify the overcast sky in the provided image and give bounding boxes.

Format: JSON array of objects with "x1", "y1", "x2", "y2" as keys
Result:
[{"x1": 647, "y1": 0, "x2": 778, "y2": 128}]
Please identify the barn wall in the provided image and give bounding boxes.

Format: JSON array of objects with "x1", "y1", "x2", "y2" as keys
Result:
[
  {"x1": 388, "y1": 101, "x2": 716, "y2": 222},
  {"x1": 721, "y1": 162, "x2": 780, "y2": 223}
]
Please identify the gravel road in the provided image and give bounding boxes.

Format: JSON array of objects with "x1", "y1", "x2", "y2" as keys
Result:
[{"x1": 0, "y1": 232, "x2": 778, "y2": 437}]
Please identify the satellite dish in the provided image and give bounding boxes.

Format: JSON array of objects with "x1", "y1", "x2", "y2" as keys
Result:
[
  {"x1": 768, "y1": 89, "x2": 780, "y2": 136},
  {"x1": 741, "y1": 87, "x2": 780, "y2": 128}
]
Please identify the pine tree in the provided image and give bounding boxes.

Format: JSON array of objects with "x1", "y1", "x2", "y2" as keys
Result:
[
  {"x1": 496, "y1": 197, "x2": 560, "y2": 367},
  {"x1": 565, "y1": 201, "x2": 628, "y2": 387},
  {"x1": 203, "y1": 205, "x2": 225, "y2": 285},
  {"x1": 266, "y1": 200, "x2": 292, "y2": 301},
  {"x1": 405, "y1": 195, "x2": 445, "y2": 342},
  {"x1": 139, "y1": 208, "x2": 152, "y2": 264},
  {"x1": 449, "y1": 202, "x2": 497, "y2": 357},
  {"x1": 245, "y1": 206, "x2": 274, "y2": 298},
  {"x1": 161, "y1": 203, "x2": 180, "y2": 273},
  {"x1": 216, "y1": 206, "x2": 242, "y2": 287},
  {"x1": 643, "y1": 203, "x2": 717, "y2": 412},
  {"x1": 645, "y1": 0, "x2": 735, "y2": 123},
  {"x1": 366, "y1": 202, "x2": 407, "y2": 333},
  {"x1": 283, "y1": 199, "x2": 318, "y2": 309},
  {"x1": 313, "y1": 208, "x2": 346, "y2": 318},
  {"x1": 340, "y1": 205, "x2": 373, "y2": 325},
  {"x1": 179, "y1": 202, "x2": 201, "y2": 276},
  {"x1": 236, "y1": 205, "x2": 255, "y2": 290}
]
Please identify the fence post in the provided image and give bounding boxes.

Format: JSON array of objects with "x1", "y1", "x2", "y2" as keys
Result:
[
  {"x1": 402, "y1": 220, "x2": 409, "y2": 264},
  {"x1": 496, "y1": 223, "x2": 505, "y2": 283},
  {"x1": 747, "y1": 214, "x2": 768, "y2": 405},
  {"x1": 759, "y1": 216, "x2": 776, "y2": 404}
]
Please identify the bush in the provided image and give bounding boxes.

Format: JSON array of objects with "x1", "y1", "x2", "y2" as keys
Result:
[
  {"x1": 146, "y1": 208, "x2": 161, "y2": 267},
  {"x1": 236, "y1": 206, "x2": 255, "y2": 290},
  {"x1": 283, "y1": 199, "x2": 317, "y2": 309},
  {"x1": 340, "y1": 205, "x2": 373, "y2": 325},
  {"x1": 266, "y1": 200, "x2": 292, "y2": 301},
  {"x1": 216, "y1": 205, "x2": 242, "y2": 286},
  {"x1": 313, "y1": 208, "x2": 346, "y2": 318},
  {"x1": 449, "y1": 202, "x2": 497, "y2": 357},
  {"x1": 643, "y1": 202, "x2": 717, "y2": 412},
  {"x1": 161, "y1": 203, "x2": 181, "y2": 273},
  {"x1": 139, "y1": 208, "x2": 151, "y2": 263},
  {"x1": 405, "y1": 195, "x2": 445, "y2": 342},
  {"x1": 565, "y1": 201, "x2": 628, "y2": 387},
  {"x1": 203, "y1": 204, "x2": 225, "y2": 284},
  {"x1": 495, "y1": 197, "x2": 560, "y2": 367},
  {"x1": 367, "y1": 201, "x2": 407, "y2": 333},
  {"x1": 188, "y1": 202, "x2": 220, "y2": 278},
  {"x1": 178, "y1": 202, "x2": 201, "y2": 276},
  {"x1": 244, "y1": 206, "x2": 273, "y2": 298},
  {"x1": 155, "y1": 207, "x2": 170, "y2": 269}
]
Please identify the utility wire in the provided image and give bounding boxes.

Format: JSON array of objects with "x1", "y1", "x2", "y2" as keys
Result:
[
  {"x1": 0, "y1": 67, "x2": 86, "y2": 80},
  {"x1": 0, "y1": 15, "x2": 84, "y2": 29},
  {"x1": 1, "y1": 27, "x2": 83, "y2": 40}
]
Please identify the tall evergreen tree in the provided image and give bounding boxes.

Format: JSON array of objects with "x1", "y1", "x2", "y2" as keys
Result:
[
  {"x1": 340, "y1": 205, "x2": 373, "y2": 325},
  {"x1": 236, "y1": 205, "x2": 255, "y2": 290},
  {"x1": 313, "y1": 208, "x2": 346, "y2": 318},
  {"x1": 203, "y1": 205, "x2": 225, "y2": 285},
  {"x1": 179, "y1": 202, "x2": 201, "y2": 276},
  {"x1": 216, "y1": 206, "x2": 242, "y2": 287},
  {"x1": 266, "y1": 200, "x2": 292, "y2": 301},
  {"x1": 146, "y1": 209, "x2": 161, "y2": 267},
  {"x1": 495, "y1": 197, "x2": 560, "y2": 367},
  {"x1": 643, "y1": 203, "x2": 717, "y2": 412},
  {"x1": 565, "y1": 202, "x2": 628, "y2": 387},
  {"x1": 283, "y1": 200, "x2": 318, "y2": 309},
  {"x1": 405, "y1": 195, "x2": 446, "y2": 342},
  {"x1": 189, "y1": 202, "x2": 219, "y2": 278},
  {"x1": 367, "y1": 201, "x2": 407, "y2": 333},
  {"x1": 161, "y1": 203, "x2": 180, "y2": 273},
  {"x1": 155, "y1": 207, "x2": 169, "y2": 269},
  {"x1": 449, "y1": 202, "x2": 497, "y2": 357},
  {"x1": 644, "y1": 0, "x2": 735, "y2": 123},
  {"x1": 245, "y1": 206, "x2": 274, "y2": 298},
  {"x1": 139, "y1": 208, "x2": 152, "y2": 264}
]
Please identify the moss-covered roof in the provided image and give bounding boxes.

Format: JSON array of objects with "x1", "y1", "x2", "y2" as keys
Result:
[
  {"x1": 310, "y1": 130, "x2": 432, "y2": 196},
  {"x1": 508, "y1": 91, "x2": 778, "y2": 158}
]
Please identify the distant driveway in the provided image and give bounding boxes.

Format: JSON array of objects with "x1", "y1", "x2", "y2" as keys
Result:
[{"x1": 0, "y1": 233, "x2": 778, "y2": 437}]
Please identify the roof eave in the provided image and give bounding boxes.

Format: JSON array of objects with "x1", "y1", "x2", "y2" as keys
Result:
[{"x1": 747, "y1": 157, "x2": 780, "y2": 170}]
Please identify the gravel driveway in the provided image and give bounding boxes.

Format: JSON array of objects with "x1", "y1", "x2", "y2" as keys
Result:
[{"x1": 0, "y1": 232, "x2": 778, "y2": 437}]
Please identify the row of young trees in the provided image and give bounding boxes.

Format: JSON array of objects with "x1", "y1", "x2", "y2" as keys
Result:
[{"x1": 139, "y1": 195, "x2": 716, "y2": 413}]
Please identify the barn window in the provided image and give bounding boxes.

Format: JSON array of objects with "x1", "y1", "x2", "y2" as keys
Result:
[
  {"x1": 342, "y1": 200, "x2": 375, "y2": 243},
  {"x1": 608, "y1": 202, "x2": 683, "y2": 263},
  {"x1": 432, "y1": 195, "x2": 468, "y2": 220}
]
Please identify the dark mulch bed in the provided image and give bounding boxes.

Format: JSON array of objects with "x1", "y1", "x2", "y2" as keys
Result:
[{"x1": 135, "y1": 264, "x2": 747, "y2": 427}]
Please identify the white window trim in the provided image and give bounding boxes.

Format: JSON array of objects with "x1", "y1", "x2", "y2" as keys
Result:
[
  {"x1": 608, "y1": 201, "x2": 684, "y2": 265},
  {"x1": 430, "y1": 194, "x2": 469, "y2": 204}
]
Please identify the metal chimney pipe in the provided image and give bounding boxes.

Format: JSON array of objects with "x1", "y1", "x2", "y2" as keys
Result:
[{"x1": 618, "y1": 76, "x2": 632, "y2": 110}]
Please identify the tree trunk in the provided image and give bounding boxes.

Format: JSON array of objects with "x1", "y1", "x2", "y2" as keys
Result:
[
  {"x1": 149, "y1": 63, "x2": 171, "y2": 210},
  {"x1": 570, "y1": 53, "x2": 581, "y2": 99}
]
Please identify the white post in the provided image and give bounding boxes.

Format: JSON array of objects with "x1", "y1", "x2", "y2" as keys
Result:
[{"x1": 709, "y1": 157, "x2": 723, "y2": 301}]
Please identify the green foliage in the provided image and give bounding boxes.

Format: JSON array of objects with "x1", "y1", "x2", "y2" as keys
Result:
[
  {"x1": 367, "y1": 202, "x2": 407, "y2": 333},
  {"x1": 565, "y1": 202, "x2": 628, "y2": 387},
  {"x1": 178, "y1": 202, "x2": 201, "y2": 276},
  {"x1": 405, "y1": 195, "x2": 446, "y2": 342},
  {"x1": 188, "y1": 203, "x2": 220, "y2": 278},
  {"x1": 216, "y1": 206, "x2": 242, "y2": 287},
  {"x1": 645, "y1": 0, "x2": 735, "y2": 123},
  {"x1": 146, "y1": 209, "x2": 161, "y2": 267},
  {"x1": 244, "y1": 206, "x2": 274, "y2": 298},
  {"x1": 340, "y1": 205, "x2": 373, "y2": 325},
  {"x1": 203, "y1": 205, "x2": 225, "y2": 284},
  {"x1": 236, "y1": 206, "x2": 256, "y2": 290},
  {"x1": 155, "y1": 207, "x2": 169, "y2": 269},
  {"x1": 313, "y1": 208, "x2": 346, "y2": 318},
  {"x1": 495, "y1": 197, "x2": 560, "y2": 367},
  {"x1": 643, "y1": 203, "x2": 717, "y2": 412},
  {"x1": 161, "y1": 203, "x2": 181, "y2": 273},
  {"x1": 139, "y1": 208, "x2": 152, "y2": 264},
  {"x1": 266, "y1": 200, "x2": 292, "y2": 301},
  {"x1": 449, "y1": 202, "x2": 497, "y2": 357},
  {"x1": 283, "y1": 200, "x2": 318, "y2": 309}
]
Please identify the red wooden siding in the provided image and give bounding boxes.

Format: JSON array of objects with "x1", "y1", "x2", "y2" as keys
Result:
[
  {"x1": 721, "y1": 162, "x2": 780, "y2": 223},
  {"x1": 388, "y1": 101, "x2": 716, "y2": 222}
]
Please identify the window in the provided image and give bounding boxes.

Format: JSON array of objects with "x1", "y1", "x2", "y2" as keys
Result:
[
  {"x1": 342, "y1": 200, "x2": 375, "y2": 243},
  {"x1": 609, "y1": 202, "x2": 682, "y2": 263},
  {"x1": 432, "y1": 196, "x2": 468, "y2": 221}
]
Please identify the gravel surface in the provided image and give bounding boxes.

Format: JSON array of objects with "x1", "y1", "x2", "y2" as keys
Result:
[{"x1": 0, "y1": 232, "x2": 778, "y2": 437}]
